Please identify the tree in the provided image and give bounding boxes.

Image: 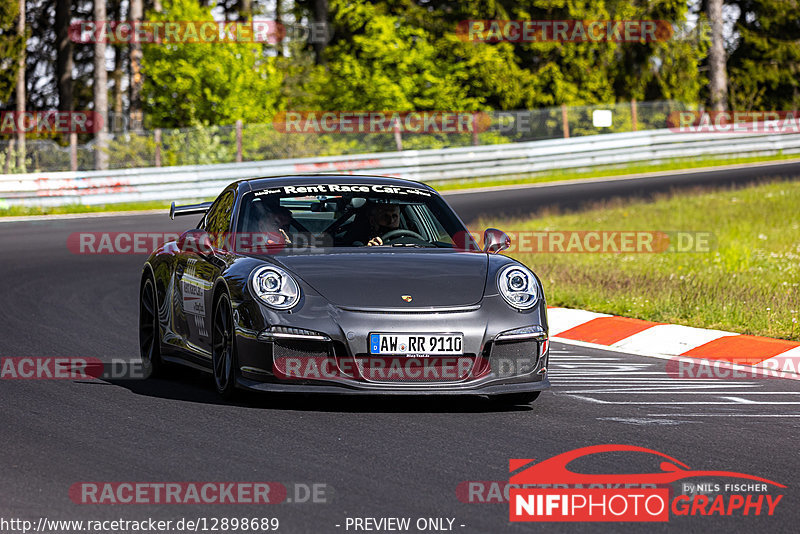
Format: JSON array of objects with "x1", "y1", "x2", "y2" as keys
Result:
[
  {"x1": 0, "y1": 0, "x2": 24, "y2": 172},
  {"x1": 130, "y1": 0, "x2": 143, "y2": 130},
  {"x1": 727, "y1": 0, "x2": 800, "y2": 110},
  {"x1": 312, "y1": 0, "x2": 329, "y2": 64},
  {"x1": 16, "y1": 0, "x2": 26, "y2": 170},
  {"x1": 0, "y1": 0, "x2": 24, "y2": 105},
  {"x1": 707, "y1": 0, "x2": 728, "y2": 110},
  {"x1": 298, "y1": 0, "x2": 709, "y2": 114},
  {"x1": 296, "y1": 1, "x2": 470, "y2": 111},
  {"x1": 56, "y1": 0, "x2": 74, "y2": 113},
  {"x1": 238, "y1": 0, "x2": 252, "y2": 21},
  {"x1": 23, "y1": 0, "x2": 95, "y2": 115},
  {"x1": 93, "y1": 0, "x2": 109, "y2": 169},
  {"x1": 275, "y1": 0, "x2": 283, "y2": 54},
  {"x1": 293, "y1": 0, "x2": 330, "y2": 64},
  {"x1": 142, "y1": 0, "x2": 284, "y2": 127},
  {"x1": 296, "y1": 0, "x2": 541, "y2": 112},
  {"x1": 110, "y1": 0, "x2": 125, "y2": 131},
  {"x1": 602, "y1": 0, "x2": 707, "y2": 106}
]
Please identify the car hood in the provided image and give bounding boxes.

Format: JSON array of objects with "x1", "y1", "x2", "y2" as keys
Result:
[{"x1": 273, "y1": 250, "x2": 488, "y2": 308}]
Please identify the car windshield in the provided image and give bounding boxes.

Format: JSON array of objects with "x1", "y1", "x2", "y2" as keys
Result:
[{"x1": 235, "y1": 183, "x2": 477, "y2": 250}]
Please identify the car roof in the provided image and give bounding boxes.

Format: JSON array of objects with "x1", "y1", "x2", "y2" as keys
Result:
[{"x1": 235, "y1": 174, "x2": 436, "y2": 195}]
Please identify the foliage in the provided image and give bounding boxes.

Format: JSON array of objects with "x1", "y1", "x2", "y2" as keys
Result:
[
  {"x1": 727, "y1": 0, "x2": 800, "y2": 110},
  {"x1": 295, "y1": 0, "x2": 488, "y2": 111},
  {"x1": 0, "y1": 0, "x2": 24, "y2": 106},
  {"x1": 141, "y1": 0, "x2": 284, "y2": 127}
]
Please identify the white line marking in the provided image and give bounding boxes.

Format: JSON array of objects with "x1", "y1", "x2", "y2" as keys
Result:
[
  {"x1": 553, "y1": 338, "x2": 800, "y2": 381},
  {"x1": 564, "y1": 395, "x2": 800, "y2": 405},
  {"x1": 567, "y1": 391, "x2": 800, "y2": 395},
  {"x1": 647, "y1": 414, "x2": 800, "y2": 417},
  {"x1": 555, "y1": 362, "x2": 651, "y2": 367},
  {"x1": 550, "y1": 358, "x2": 622, "y2": 361},
  {"x1": 552, "y1": 382, "x2": 758, "y2": 386},
  {"x1": 719, "y1": 396, "x2": 760, "y2": 404},
  {"x1": 559, "y1": 388, "x2": 759, "y2": 398},
  {"x1": 550, "y1": 372, "x2": 673, "y2": 376},
  {"x1": 553, "y1": 377, "x2": 780, "y2": 382}
]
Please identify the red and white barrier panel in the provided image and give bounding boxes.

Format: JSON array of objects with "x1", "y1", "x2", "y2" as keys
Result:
[{"x1": 548, "y1": 307, "x2": 800, "y2": 380}]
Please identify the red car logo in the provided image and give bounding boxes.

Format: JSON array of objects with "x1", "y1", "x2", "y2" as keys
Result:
[{"x1": 510, "y1": 444, "x2": 785, "y2": 487}]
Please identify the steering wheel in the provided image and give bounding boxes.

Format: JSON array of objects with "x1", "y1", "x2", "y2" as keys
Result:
[{"x1": 380, "y1": 229, "x2": 425, "y2": 242}]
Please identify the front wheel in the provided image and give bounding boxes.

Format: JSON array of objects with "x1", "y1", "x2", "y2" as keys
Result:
[
  {"x1": 212, "y1": 292, "x2": 237, "y2": 398},
  {"x1": 139, "y1": 276, "x2": 163, "y2": 378},
  {"x1": 489, "y1": 391, "x2": 541, "y2": 406}
]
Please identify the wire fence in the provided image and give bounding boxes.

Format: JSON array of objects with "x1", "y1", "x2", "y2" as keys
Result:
[{"x1": 0, "y1": 101, "x2": 688, "y2": 173}]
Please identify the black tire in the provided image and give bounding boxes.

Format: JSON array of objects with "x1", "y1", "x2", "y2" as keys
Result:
[
  {"x1": 212, "y1": 292, "x2": 237, "y2": 398},
  {"x1": 489, "y1": 391, "x2": 541, "y2": 406},
  {"x1": 139, "y1": 275, "x2": 163, "y2": 378}
]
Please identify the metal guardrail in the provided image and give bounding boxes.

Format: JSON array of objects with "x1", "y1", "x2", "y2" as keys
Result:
[{"x1": 2, "y1": 127, "x2": 800, "y2": 207}]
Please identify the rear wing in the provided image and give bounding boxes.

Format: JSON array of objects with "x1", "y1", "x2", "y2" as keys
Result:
[{"x1": 169, "y1": 201, "x2": 213, "y2": 220}]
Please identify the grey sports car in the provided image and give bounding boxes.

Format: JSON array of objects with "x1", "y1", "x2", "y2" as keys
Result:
[{"x1": 139, "y1": 175, "x2": 549, "y2": 404}]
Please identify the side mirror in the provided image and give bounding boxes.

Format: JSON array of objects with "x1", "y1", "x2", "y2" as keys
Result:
[
  {"x1": 483, "y1": 228, "x2": 511, "y2": 254},
  {"x1": 178, "y1": 229, "x2": 215, "y2": 256}
]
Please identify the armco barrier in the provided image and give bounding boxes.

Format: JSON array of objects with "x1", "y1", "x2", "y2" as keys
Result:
[{"x1": 2, "y1": 127, "x2": 800, "y2": 207}]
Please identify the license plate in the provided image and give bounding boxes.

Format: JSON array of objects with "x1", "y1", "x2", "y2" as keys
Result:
[{"x1": 369, "y1": 333, "x2": 463, "y2": 355}]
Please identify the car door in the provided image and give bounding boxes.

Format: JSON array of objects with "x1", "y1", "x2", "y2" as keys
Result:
[{"x1": 176, "y1": 190, "x2": 236, "y2": 357}]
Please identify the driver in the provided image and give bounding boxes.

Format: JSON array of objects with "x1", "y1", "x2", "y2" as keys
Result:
[
  {"x1": 367, "y1": 203, "x2": 400, "y2": 246},
  {"x1": 255, "y1": 203, "x2": 293, "y2": 245}
]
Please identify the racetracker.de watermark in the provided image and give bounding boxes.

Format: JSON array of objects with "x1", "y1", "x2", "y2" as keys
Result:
[
  {"x1": 274, "y1": 355, "x2": 493, "y2": 382},
  {"x1": 456, "y1": 20, "x2": 673, "y2": 43},
  {"x1": 69, "y1": 482, "x2": 330, "y2": 505},
  {"x1": 0, "y1": 111, "x2": 102, "y2": 134},
  {"x1": 456, "y1": 481, "x2": 662, "y2": 504},
  {"x1": 0, "y1": 357, "x2": 102, "y2": 380},
  {"x1": 69, "y1": 20, "x2": 328, "y2": 44},
  {"x1": 665, "y1": 356, "x2": 800, "y2": 380},
  {"x1": 67, "y1": 232, "x2": 323, "y2": 255},
  {"x1": 0, "y1": 357, "x2": 154, "y2": 380},
  {"x1": 469, "y1": 231, "x2": 716, "y2": 253},
  {"x1": 667, "y1": 111, "x2": 800, "y2": 134},
  {"x1": 66, "y1": 231, "x2": 716, "y2": 255},
  {"x1": 273, "y1": 111, "x2": 491, "y2": 134}
]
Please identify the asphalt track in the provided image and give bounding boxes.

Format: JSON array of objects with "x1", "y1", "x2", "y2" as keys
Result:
[
  {"x1": 2, "y1": 163, "x2": 800, "y2": 533},
  {"x1": 445, "y1": 159, "x2": 800, "y2": 222}
]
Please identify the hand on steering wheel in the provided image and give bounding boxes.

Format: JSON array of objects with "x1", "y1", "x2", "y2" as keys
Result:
[{"x1": 379, "y1": 228, "x2": 425, "y2": 242}]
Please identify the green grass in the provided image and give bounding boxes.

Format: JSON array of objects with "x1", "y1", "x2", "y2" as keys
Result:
[
  {"x1": 0, "y1": 200, "x2": 174, "y2": 217},
  {"x1": 475, "y1": 179, "x2": 800, "y2": 341},
  {"x1": 2, "y1": 152, "x2": 798, "y2": 217}
]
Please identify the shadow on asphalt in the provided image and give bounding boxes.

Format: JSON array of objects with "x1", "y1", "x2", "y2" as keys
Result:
[{"x1": 93, "y1": 365, "x2": 538, "y2": 414}]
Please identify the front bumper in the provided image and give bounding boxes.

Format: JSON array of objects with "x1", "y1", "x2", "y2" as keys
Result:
[
  {"x1": 238, "y1": 378, "x2": 550, "y2": 395},
  {"x1": 234, "y1": 295, "x2": 549, "y2": 395}
]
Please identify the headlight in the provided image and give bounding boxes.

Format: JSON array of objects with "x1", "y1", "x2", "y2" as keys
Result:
[
  {"x1": 498, "y1": 265, "x2": 538, "y2": 310},
  {"x1": 251, "y1": 266, "x2": 300, "y2": 310}
]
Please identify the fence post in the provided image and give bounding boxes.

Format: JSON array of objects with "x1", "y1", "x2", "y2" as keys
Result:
[
  {"x1": 70, "y1": 133, "x2": 78, "y2": 171},
  {"x1": 561, "y1": 104, "x2": 570, "y2": 138},
  {"x1": 154, "y1": 128, "x2": 162, "y2": 167},
  {"x1": 631, "y1": 99, "x2": 638, "y2": 131},
  {"x1": 235, "y1": 119, "x2": 243, "y2": 163},
  {"x1": 393, "y1": 118, "x2": 403, "y2": 151}
]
